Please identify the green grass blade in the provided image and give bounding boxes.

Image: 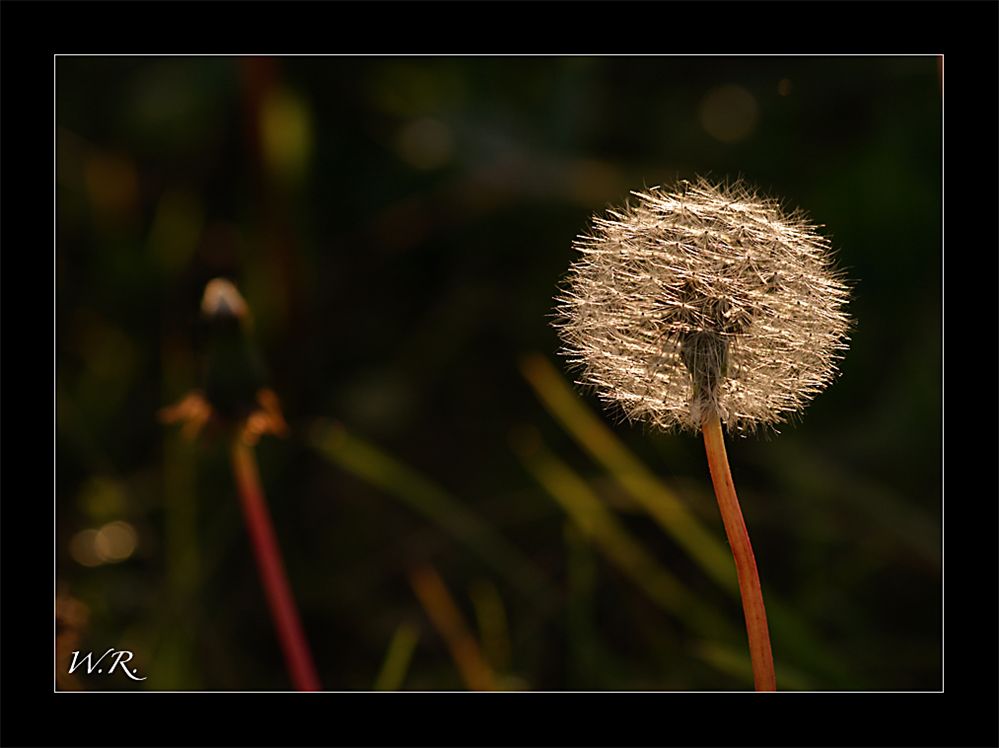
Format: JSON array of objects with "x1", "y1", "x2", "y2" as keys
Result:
[
  {"x1": 309, "y1": 418, "x2": 546, "y2": 599},
  {"x1": 520, "y1": 352, "x2": 739, "y2": 595}
]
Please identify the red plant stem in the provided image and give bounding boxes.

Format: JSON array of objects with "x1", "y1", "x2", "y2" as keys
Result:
[
  {"x1": 230, "y1": 437, "x2": 321, "y2": 691},
  {"x1": 702, "y1": 413, "x2": 776, "y2": 691}
]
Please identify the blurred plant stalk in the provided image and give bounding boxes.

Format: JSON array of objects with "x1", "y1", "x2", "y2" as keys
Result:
[
  {"x1": 520, "y1": 353, "x2": 737, "y2": 593},
  {"x1": 409, "y1": 564, "x2": 497, "y2": 691},
  {"x1": 512, "y1": 424, "x2": 735, "y2": 643},
  {"x1": 231, "y1": 436, "x2": 320, "y2": 691},
  {"x1": 161, "y1": 278, "x2": 319, "y2": 691},
  {"x1": 309, "y1": 418, "x2": 549, "y2": 601}
]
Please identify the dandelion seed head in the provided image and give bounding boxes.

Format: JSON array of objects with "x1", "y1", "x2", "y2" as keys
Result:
[{"x1": 554, "y1": 177, "x2": 851, "y2": 434}]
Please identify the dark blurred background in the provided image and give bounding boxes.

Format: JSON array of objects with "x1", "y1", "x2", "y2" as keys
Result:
[{"x1": 55, "y1": 56, "x2": 941, "y2": 691}]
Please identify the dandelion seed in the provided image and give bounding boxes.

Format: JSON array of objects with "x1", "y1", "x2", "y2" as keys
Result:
[
  {"x1": 552, "y1": 176, "x2": 852, "y2": 690},
  {"x1": 555, "y1": 177, "x2": 851, "y2": 434}
]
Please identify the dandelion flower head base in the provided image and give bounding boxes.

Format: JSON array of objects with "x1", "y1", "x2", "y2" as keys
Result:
[{"x1": 555, "y1": 177, "x2": 850, "y2": 434}]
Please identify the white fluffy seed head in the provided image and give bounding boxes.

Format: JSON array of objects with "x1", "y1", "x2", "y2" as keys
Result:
[{"x1": 554, "y1": 177, "x2": 851, "y2": 435}]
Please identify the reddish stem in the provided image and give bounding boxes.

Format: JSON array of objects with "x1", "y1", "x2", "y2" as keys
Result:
[
  {"x1": 231, "y1": 438, "x2": 321, "y2": 691},
  {"x1": 702, "y1": 413, "x2": 776, "y2": 691}
]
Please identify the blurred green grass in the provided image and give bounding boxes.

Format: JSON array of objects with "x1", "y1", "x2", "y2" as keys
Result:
[{"x1": 56, "y1": 56, "x2": 941, "y2": 690}]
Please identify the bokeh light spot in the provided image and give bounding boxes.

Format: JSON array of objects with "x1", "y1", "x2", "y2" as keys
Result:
[
  {"x1": 699, "y1": 84, "x2": 758, "y2": 144},
  {"x1": 77, "y1": 475, "x2": 128, "y2": 521},
  {"x1": 95, "y1": 521, "x2": 139, "y2": 562},
  {"x1": 70, "y1": 521, "x2": 139, "y2": 566},
  {"x1": 147, "y1": 189, "x2": 205, "y2": 274},
  {"x1": 261, "y1": 88, "x2": 314, "y2": 186},
  {"x1": 397, "y1": 117, "x2": 454, "y2": 170},
  {"x1": 69, "y1": 529, "x2": 103, "y2": 567},
  {"x1": 85, "y1": 151, "x2": 139, "y2": 216}
]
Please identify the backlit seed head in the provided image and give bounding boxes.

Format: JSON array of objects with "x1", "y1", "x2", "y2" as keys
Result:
[{"x1": 554, "y1": 177, "x2": 851, "y2": 434}]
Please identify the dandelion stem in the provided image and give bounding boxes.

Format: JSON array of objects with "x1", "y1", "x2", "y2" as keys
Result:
[
  {"x1": 230, "y1": 436, "x2": 321, "y2": 691},
  {"x1": 701, "y1": 413, "x2": 776, "y2": 691}
]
